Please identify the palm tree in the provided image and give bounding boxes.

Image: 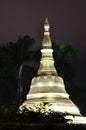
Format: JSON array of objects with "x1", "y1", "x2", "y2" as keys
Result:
[
  {"x1": 7, "y1": 36, "x2": 35, "y2": 104},
  {"x1": 0, "y1": 36, "x2": 35, "y2": 106}
]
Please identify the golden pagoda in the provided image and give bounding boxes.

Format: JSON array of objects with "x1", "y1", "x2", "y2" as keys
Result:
[{"x1": 19, "y1": 18, "x2": 86, "y2": 124}]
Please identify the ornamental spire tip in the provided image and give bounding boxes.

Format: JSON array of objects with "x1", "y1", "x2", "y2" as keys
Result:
[
  {"x1": 44, "y1": 17, "x2": 50, "y2": 31},
  {"x1": 45, "y1": 17, "x2": 49, "y2": 24}
]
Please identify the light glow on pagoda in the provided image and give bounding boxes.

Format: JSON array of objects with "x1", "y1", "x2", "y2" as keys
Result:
[{"x1": 19, "y1": 18, "x2": 86, "y2": 124}]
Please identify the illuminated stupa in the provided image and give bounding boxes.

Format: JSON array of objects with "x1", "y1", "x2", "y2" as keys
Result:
[
  {"x1": 19, "y1": 19, "x2": 86, "y2": 122},
  {"x1": 19, "y1": 18, "x2": 82, "y2": 117},
  {"x1": 19, "y1": 18, "x2": 86, "y2": 124}
]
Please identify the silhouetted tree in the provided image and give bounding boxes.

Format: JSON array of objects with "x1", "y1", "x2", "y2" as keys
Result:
[
  {"x1": 0, "y1": 36, "x2": 35, "y2": 106},
  {"x1": 52, "y1": 42, "x2": 80, "y2": 100},
  {"x1": 0, "y1": 46, "x2": 17, "y2": 105},
  {"x1": 7, "y1": 36, "x2": 35, "y2": 104}
]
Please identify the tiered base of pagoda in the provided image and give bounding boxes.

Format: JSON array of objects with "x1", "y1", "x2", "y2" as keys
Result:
[{"x1": 19, "y1": 92, "x2": 81, "y2": 116}]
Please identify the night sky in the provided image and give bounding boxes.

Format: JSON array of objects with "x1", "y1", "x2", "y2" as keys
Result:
[{"x1": 0, "y1": 0, "x2": 86, "y2": 89}]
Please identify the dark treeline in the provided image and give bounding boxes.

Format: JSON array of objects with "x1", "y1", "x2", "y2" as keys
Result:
[
  {"x1": 0, "y1": 36, "x2": 37, "y2": 107},
  {"x1": 0, "y1": 35, "x2": 86, "y2": 115}
]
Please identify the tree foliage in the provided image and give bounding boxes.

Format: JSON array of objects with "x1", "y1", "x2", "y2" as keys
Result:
[{"x1": 0, "y1": 36, "x2": 35, "y2": 106}]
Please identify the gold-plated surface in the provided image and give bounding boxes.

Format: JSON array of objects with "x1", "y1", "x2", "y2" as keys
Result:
[{"x1": 19, "y1": 18, "x2": 80, "y2": 116}]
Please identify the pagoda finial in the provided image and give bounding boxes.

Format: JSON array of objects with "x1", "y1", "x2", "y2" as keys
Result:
[
  {"x1": 45, "y1": 17, "x2": 48, "y2": 24},
  {"x1": 42, "y1": 18, "x2": 52, "y2": 48},
  {"x1": 44, "y1": 18, "x2": 50, "y2": 32}
]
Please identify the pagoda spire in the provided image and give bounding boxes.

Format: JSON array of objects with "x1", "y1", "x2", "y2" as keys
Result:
[
  {"x1": 42, "y1": 18, "x2": 52, "y2": 48},
  {"x1": 37, "y1": 18, "x2": 57, "y2": 75}
]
